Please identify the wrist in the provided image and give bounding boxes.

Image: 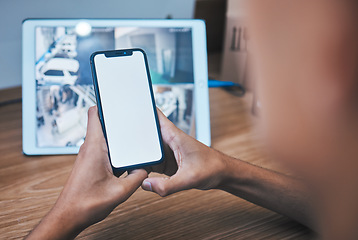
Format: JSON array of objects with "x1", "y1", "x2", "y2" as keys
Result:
[
  {"x1": 217, "y1": 154, "x2": 251, "y2": 191},
  {"x1": 26, "y1": 202, "x2": 86, "y2": 240},
  {"x1": 49, "y1": 202, "x2": 87, "y2": 238}
]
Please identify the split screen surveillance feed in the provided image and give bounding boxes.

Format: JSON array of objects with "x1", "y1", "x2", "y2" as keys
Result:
[{"x1": 35, "y1": 25, "x2": 195, "y2": 147}]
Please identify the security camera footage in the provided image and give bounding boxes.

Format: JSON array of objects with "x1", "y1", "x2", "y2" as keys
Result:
[{"x1": 35, "y1": 26, "x2": 195, "y2": 147}]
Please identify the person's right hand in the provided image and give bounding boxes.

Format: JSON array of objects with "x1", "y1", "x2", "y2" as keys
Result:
[{"x1": 141, "y1": 109, "x2": 231, "y2": 196}]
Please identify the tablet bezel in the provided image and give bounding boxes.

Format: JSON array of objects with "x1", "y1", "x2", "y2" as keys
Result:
[{"x1": 22, "y1": 19, "x2": 211, "y2": 155}]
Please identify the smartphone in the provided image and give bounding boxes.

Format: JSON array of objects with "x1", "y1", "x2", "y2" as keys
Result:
[{"x1": 90, "y1": 48, "x2": 164, "y2": 170}]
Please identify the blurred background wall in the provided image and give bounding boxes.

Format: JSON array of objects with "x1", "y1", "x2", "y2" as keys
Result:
[{"x1": 194, "y1": 0, "x2": 226, "y2": 53}]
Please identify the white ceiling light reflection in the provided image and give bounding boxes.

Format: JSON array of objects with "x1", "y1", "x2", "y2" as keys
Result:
[{"x1": 76, "y1": 22, "x2": 92, "y2": 37}]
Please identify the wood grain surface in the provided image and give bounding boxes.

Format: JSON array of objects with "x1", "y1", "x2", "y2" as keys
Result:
[{"x1": 0, "y1": 86, "x2": 313, "y2": 239}]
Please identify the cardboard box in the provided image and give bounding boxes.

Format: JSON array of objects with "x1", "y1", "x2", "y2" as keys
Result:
[{"x1": 221, "y1": 0, "x2": 253, "y2": 90}]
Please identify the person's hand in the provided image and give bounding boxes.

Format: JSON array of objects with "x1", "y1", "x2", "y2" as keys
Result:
[
  {"x1": 141, "y1": 109, "x2": 230, "y2": 196},
  {"x1": 26, "y1": 106, "x2": 147, "y2": 240}
]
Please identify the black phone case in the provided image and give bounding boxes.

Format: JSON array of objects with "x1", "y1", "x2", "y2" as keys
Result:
[{"x1": 90, "y1": 48, "x2": 164, "y2": 172}]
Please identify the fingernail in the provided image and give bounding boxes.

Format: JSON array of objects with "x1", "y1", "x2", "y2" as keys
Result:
[{"x1": 143, "y1": 181, "x2": 152, "y2": 192}]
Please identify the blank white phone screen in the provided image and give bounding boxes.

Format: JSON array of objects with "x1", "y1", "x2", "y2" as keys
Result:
[{"x1": 93, "y1": 51, "x2": 162, "y2": 168}]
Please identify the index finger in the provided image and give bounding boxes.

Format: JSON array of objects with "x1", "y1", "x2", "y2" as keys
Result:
[{"x1": 86, "y1": 106, "x2": 106, "y2": 143}]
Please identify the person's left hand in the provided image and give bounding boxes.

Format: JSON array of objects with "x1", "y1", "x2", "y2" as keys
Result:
[{"x1": 26, "y1": 106, "x2": 147, "y2": 240}]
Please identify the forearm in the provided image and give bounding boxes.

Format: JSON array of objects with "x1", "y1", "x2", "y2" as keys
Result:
[
  {"x1": 219, "y1": 155, "x2": 316, "y2": 230},
  {"x1": 25, "y1": 203, "x2": 85, "y2": 240}
]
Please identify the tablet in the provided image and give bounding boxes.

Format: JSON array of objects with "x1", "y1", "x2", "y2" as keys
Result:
[{"x1": 22, "y1": 19, "x2": 210, "y2": 155}]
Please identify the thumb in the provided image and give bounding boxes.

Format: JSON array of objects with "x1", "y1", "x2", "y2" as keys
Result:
[
  {"x1": 142, "y1": 174, "x2": 190, "y2": 197},
  {"x1": 115, "y1": 169, "x2": 148, "y2": 201}
]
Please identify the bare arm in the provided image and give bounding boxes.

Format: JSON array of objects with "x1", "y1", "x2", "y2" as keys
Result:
[
  {"x1": 26, "y1": 107, "x2": 147, "y2": 240},
  {"x1": 142, "y1": 110, "x2": 316, "y2": 230},
  {"x1": 219, "y1": 156, "x2": 314, "y2": 229}
]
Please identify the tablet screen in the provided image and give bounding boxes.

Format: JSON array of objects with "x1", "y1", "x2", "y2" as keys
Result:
[{"x1": 35, "y1": 26, "x2": 194, "y2": 147}]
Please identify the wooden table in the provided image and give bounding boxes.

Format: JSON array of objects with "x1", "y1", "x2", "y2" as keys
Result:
[{"x1": 0, "y1": 86, "x2": 313, "y2": 239}]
